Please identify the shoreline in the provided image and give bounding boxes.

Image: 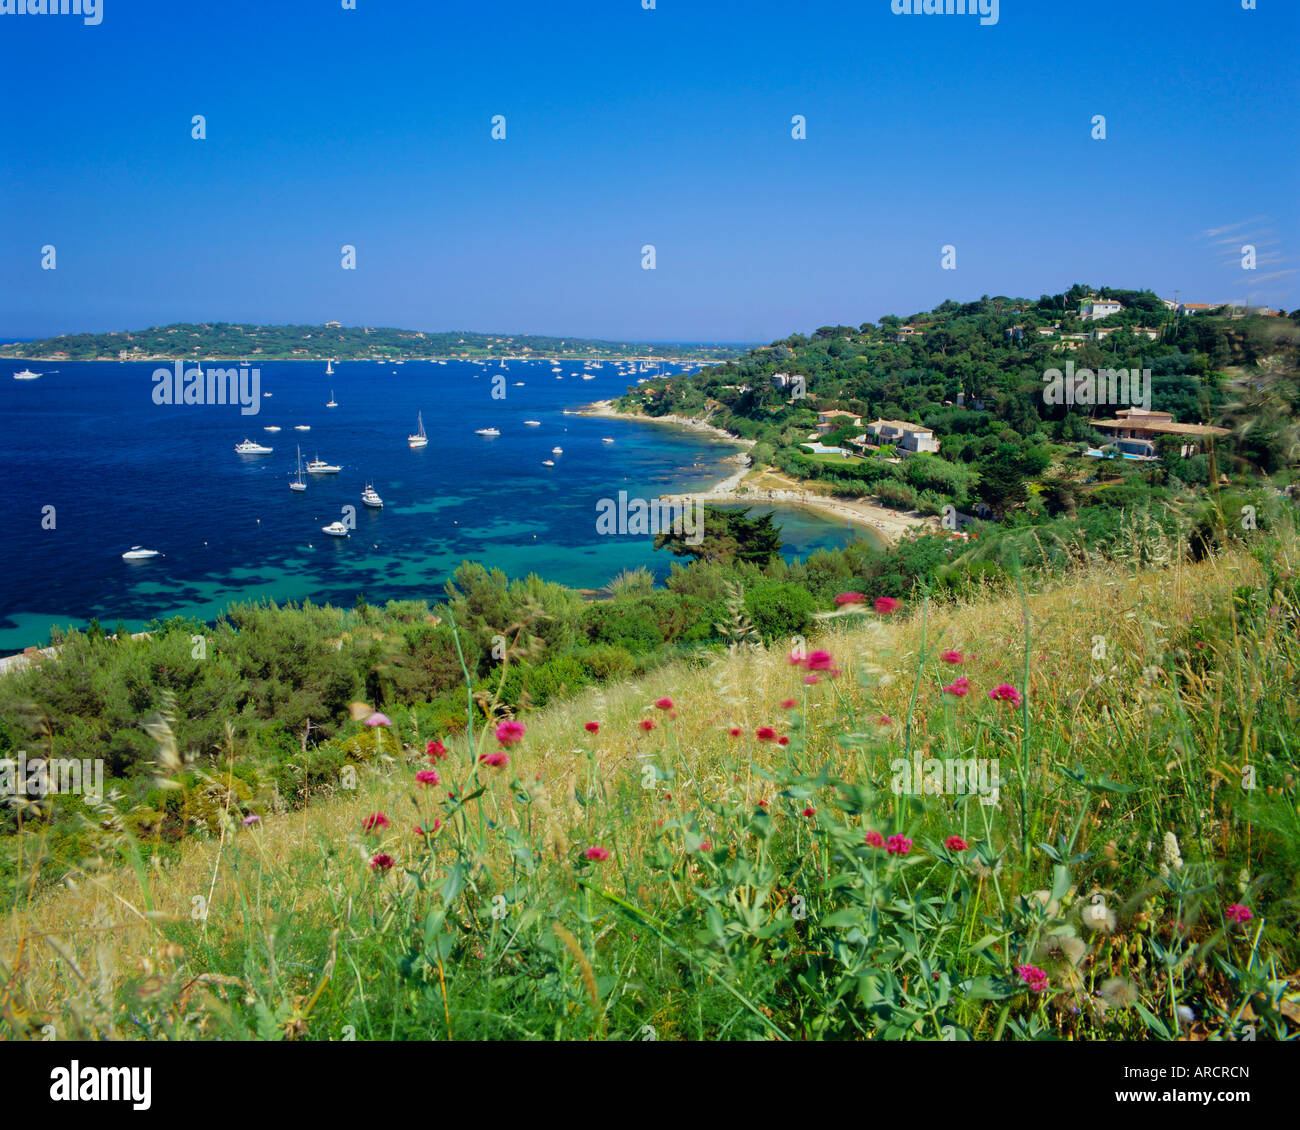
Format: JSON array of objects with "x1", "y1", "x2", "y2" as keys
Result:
[{"x1": 581, "y1": 401, "x2": 933, "y2": 547}]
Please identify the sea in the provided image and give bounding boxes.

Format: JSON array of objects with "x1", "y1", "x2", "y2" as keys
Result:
[{"x1": 0, "y1": 359, "x2": 875, "y2": 655}]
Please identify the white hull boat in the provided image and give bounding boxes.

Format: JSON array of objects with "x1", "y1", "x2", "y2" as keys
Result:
[
  {"x1": 121, "y1": 546, "x2": 160, "y2": 560},
  {"x1": 235, "y1": 439, "x2": 273, "y2": 454}
]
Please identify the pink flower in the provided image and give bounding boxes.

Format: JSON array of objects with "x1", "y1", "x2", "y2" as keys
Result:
[
  {"x1": 804, "y1": 649, "x2": 836, "y2": 671},
  {"x1": 803, "y1": 673, "x2": 820, "y2": 686},
  {"x1": 989, "y1": 684, "x2": 1023, "y2": 707},
  {"x1": 755, "y1": 726, "x2": 778, "y2": 742},
  {"x1": 873, "y1": 596, "x2": 901, "y2": 615},
  {"x1": 242, "y1": 814, "x2": 260, "y2": 826},
  {"x1": 877, "y1": 714, "x2": 892, "y2": 725},
  {"x1": 834, "y1": 591, "x2": 866, "y2": 607},
  {"x1": 781, "y1": 698, "x2": 797, "y2": 709},
  {"x1": 886, "y1": 834, "x2": 913, "y2": 856},
  {"x1": 584, "y1": 721, "x2": 600, "y2": 734},
  {"x1": 802, "y1": 806, "x2": 816, "y2": 818},
  {"x1": 1016, "y1": 964, "x2": 1049, "y2": 993},
  {"x1": 494, "y1": 719, "x2": 526, "y2": 747},
  {"x1": 943, "y1": 676, "x2": 972, "y2": 697},
  {"x1": 786, "y1": 649, "x2": 806, "y2": 666},
  {"x1": 426, "y1": 738, "x2": 448, "y2": 762},
  {"x1": 480, "y1": 750, "x2": 509, "y2": 767},
  {"x1": 697, "y1": 841, "x2": 711, "y2": 852},
  {"x1": 777, "y1": 736, "x2": 790, "y2": 746},
  {"x1": 1225, "y1": 903, "x2": 1253, "y2": 924},
  {"x1": 940, "y1": 649, "x2": 964, "y2": 664},
  {"x1": 639, "y1": 718, "x2": 656, "y2": 732},
  {"x1": 365, "y1": 711, "x2": 392, "y2": 727},
  {"x1": 413, "y1": 818, "x2": 442, "y2": 836},
  {"x1": 945, "y1": 835, "x2": 969, "y2": 851},
  {"x1": 584, "y1": 846, "x2": 611, "y2": 862},
  {"x1": 654, "y1": 696, "x2": 674, "y2": 710},
  {"x1": 362, "y1": 812, "x2": 390, "y2": 833},
  {"x1": 370, "y1": 853, "x2": 395, "y2": 871},
  {"x1": 727, "y1": 726, "x2": 742, "y2": 737},
  {"x1": 864, "y1": 830, "x2": 884, "y2": 848},
  {"x1": 415, "y1": 769, "x2": 440, "y2": 786}
]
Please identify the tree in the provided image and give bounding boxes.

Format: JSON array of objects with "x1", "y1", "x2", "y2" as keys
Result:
[{"x1": 654, "y1": 506, "x2": 783, "y2": 567}]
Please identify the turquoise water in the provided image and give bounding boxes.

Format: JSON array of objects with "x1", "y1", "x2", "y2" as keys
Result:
[{"x1": 0, "y1": 360, "x2": 876, "y2": 654}]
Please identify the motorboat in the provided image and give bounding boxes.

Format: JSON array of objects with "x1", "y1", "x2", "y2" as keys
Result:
[
  {"x1": 12, "y1": 369, "x2": 40, "y2": 380},
  {"x1": 542, "y1": 459, "x2": 554, "y2": 467},
  {"x1": 523, "y1": 420, "x2": 541, "y2": 426},
  {"x1": 551, "y1": 446, "x2": 563, "y2": 454},
  {"x1": 361, "y1": 484, "x2": 384, "y2": 508},
  {"x1": 294, "y1": 425, "x2": 311, "y2": 431},
  {"x1": 602, "y1": 437, "x2": 615, "y2": 444},
  {"x1": 322, "y1": 521, "x2": 349, "y2": 537},
  {"x1": 475, "y1": 427, "x2": 500, "y2": 437},
  {"x1": 235, "y1": 439, "x2": 273, "y2": 454},
  {"x1": 121, "y1": 546, "x2": 160, "y2": 560},
  {"x1": 264, "y1": 425, "x2": 281, "y2": 432},
  {"x1": 306, "y1": 456, "x2": 341, "y2": 473},
  {"x1": 408, "y1": 411, "x2": 428, "y2": 448}
]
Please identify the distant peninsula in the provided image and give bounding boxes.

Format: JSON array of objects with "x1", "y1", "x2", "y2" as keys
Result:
[{"x1": 0, "y1": 322, "x2": 746, "y2": 363}]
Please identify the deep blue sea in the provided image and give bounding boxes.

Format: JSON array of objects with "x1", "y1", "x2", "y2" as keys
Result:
[{"x1": 0, "y1": 359, "x2": 872, "y2": 654}]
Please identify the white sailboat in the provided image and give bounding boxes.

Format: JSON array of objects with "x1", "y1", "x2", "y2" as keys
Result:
[
  {"x1": 326, "y1": 359, "x2": 334, "y2": 375},
  {"x1": 408, "y1": 411, "x2": 428, "y2": 448},
  {"x1": 290, "y1": 446, "x2": 307, "y2": 491},
  {"x1": 326, "y1": 389, "x2": 338, "y2": 408}
]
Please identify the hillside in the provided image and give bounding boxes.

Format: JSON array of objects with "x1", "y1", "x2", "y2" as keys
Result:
[
  {"x1": 3, "y1": 522, "x2": 1297, "y2": 1041},
  {"x1": 0, "y1": 322, "x2": 744, "y2": 362}
]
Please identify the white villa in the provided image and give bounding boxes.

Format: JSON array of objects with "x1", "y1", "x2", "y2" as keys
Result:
[{"x1": 863, "y1": 419, "x2": 941, "y2": 454}]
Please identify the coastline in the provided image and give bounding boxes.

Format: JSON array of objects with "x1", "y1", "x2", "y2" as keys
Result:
[{"x1": 580, "y1": 400, "x2": 934, "y2": 547}]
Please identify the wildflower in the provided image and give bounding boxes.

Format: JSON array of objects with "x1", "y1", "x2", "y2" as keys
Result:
[
  {"x1": 786, "y1": 649, "x2": 805, "y2": 666},
  {"x1": 803, "y1": 674, "x2": 820, "y2": 686},
  {"x1": 834, "y1": 591, "x2": 866, "y2": 607},
  {"x1": 886, "y1": 834, "x2": 913, "y2": 856},
  {"x1": 362, "y1": 812, "x2": 390, "y2": 833},
  {"x1": 873, "y1": 596, "x2": 900, "y2": 615},
  {"x1": 989, "y1": 683, "x2": 1023, "y2": 707},
  {"x1": 654, "y1": 697, "x2": 674, "y2": 710},
  {"x1": 479, "y1": 750, "x2": 509, "y2": 767},
  {"x1": 1080, "y1": 893, "x2": 1117, "y2": 934},
  {"x1": 804, "y1": 649, "x2": 836, "y2": 671},
  {"x1": 1015, "y1": 964, "x2": 1049, "y2": 994},
  {"x1": 584, "y1": 721, "x2": 600, "y2": 734},
  {"x1": 698, "y1": 841, "x2": 711, "y2": 852},
  {"x1": 639, "y1": 719, "x2": 655, "y2": 732},
  {"x1": 755, "y1": 726, "x2": 778, "y2": 742},
  {"x1": 945, "y1": 835, "x2": 969, "y2": 851},
  {"x1": 426, "y1": 738, "x2": 448, "y2": 762},
  {"x1": 364, "y1": 712, "x2": 392, "y2": 727},
  {"x1": 242, "y1": 814, "x2": 261, "y2": 827},
  {"x1": 727, "y1": 726, "x2": 742, "y2": 737},
  {"x1": 413, "y1": 818, "x2": 442, "y2": 836},
  {"x1": 1225, "y1": 903, "x2": 1252, "y2": 924},
  {"x1": 1159, "y1": 830, "x2": 1184, "y2": 877},
  {"x1": 415, "y1": 769, "x2": 440, "y2": 786},
  {"x1": 494, "y1": 719, "x2": 526, "y2": 747},
  {"x1": 584, "y1": 846, "x2": 611, "y2": 862},
  {"x1": 877, "y1": 714, "x2": 892, "y2": 724},
  {"x1": 940, "y1": 649, "x2": 964, "y2": 664},
  {"x1": 781, "y1": 698, "x2": 797, "y2": 709},
  {"x1": 777, "y1": 736, "x2": 790, "y2": 746},
  {"x1": 943, "y1": 676, "x2": 972, "y2": 697},
  {"x1": 802, "y1": 806, "x2": 816, "y2": 818},
  {"x1": 864, "y1": 830, "x2": 884, "y2": 848},
  {"x1": 370, "y1": 853, "x2": 395, "y2": 872}
]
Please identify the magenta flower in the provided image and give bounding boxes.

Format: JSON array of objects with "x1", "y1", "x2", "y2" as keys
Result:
[
  {"x1": 426, "y1": 738, "x2": 448, "y2": 762},
  {"x1": 584, "y1": 721, "x2": 600, "y2": 734},
  {"x1": 362, "y1": 812, "x2": 390, "y2": 833},
  {"x1": 242, "y1": 814, "x2": 260, "y2": 826},
  {"x1": 365, "y1": 712, "x2": 392, "y2": 727},
  {"x1": 1225, "y1": 903, "x2": 1253, "y2": 924},
  {"x1": 480, "y1": 750, "x2": 509, "y2": 767},
  {"x1": 727, "y1": 726, "x2": 742, "y2": 737},
  {"x1": 943, "y1": 676, "x2": 972, "y2": 697},
  {"x1": 786, "y1": 649, "x2": 806, "y2": 666},
  {"x1": 802, "y1": 806, "x2": 816, "y2": 818},
  {"x1": 989, "y1": 684, "x2": 1023, "y2": 707},
  {"x1": 494, "y1": 719, "x2": 526, "y2": 747},
  {"x1": 370, "y1": 853, "x2": 395, "y2": 872},
  {"x1": 940, "y1": 649, "x2": 964, "y2": 664},
  {"x1": 1016, "y1": 964, "x2": 1049, "y2": 993},
  {"x1": 864, "y1": 830, "x2": 884, "y2": 848},
  {"x1": 834, "y1": 591, "x2": 866, "y2": 607},
  {"x1": 781, "y1": 698, "x2": 797, "y2": 709},
  {"x1": 873, "y1": 596, "x2": 901, "y2": 615},
  {"x1": 945, "y1": 835, "x2": 969, "y2": 851},
  {"x1": 804, "y1": 649, "x2": 836, "y2": 671},
  {"x1": 413, "y1": 819, "x2": 442, "y2": 836},
  {"x1": 755, "y1": 726, "x2": 778, "y2": 742},
  {"x1": 415, "y1": 769, "x2": 440, "y2": 786},
  {"x1": 886, "y1": 834, "x2": 913, "y2": 856},
  {"x1": 584, "y1": 846, "x2": 611, "y2": 862},
  {"x1": 654, "y1": 696, "x2": 674, "y2": 710}
]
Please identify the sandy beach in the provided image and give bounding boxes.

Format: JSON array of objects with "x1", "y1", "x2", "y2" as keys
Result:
[{"x1": 581, "y1": 400, "x2": 935, "y2": 546}]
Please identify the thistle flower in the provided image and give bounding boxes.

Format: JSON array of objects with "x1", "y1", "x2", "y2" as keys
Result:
[
  {"x1": 242, "y1": 814, "x2": 260, "y2": 827},
  {"x1": 364, "y1": 712, "x2": 392, "y2": 727}
]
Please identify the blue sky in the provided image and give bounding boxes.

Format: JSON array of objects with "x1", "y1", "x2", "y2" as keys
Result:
[{"x1": 1, "y1": 0, "x2": 1296, "y2": 343}]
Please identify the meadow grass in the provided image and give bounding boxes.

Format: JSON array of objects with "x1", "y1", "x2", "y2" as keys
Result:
[{"x1": 2, "y1": 526, "x2": 1297, "y2": 1041}]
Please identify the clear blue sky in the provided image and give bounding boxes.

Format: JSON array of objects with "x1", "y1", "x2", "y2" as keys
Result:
[{"x1": 1, "y1": 0, "x2": 1296, "y2": 343}]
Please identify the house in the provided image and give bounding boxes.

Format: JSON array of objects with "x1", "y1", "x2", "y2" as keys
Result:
[
  {"x1": 1080, "y1": 299, "x2": 1124, "y2": 321},
  {"x1": 816, "y1": 409, "x2": 862, "y2": 435},
  {"x1": 1091, "y1": 408, "x2": 1230, "y2": 458},
  {"x1": 1178, "y1": 303, "x2": 1220, "y2": 316},
  {"x1": 894, "y1": 325, "x2": 925, "y2": 343},
  {"x1": 324, "y1": 320, "x2": 343, "y2": 328},
  {"x1": 1005, "y1": 326, "x2": 1025, "y2": 342},
  {"x1": 864, "y1": 418, "x2": 941, "y2": 454}
]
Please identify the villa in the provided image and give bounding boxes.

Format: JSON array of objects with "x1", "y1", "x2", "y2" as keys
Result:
[
  {"x1": 1091, "y1": 407, "x2": 1229, "y2": 458},
  {"x1": 816, "y1": 409, "x2": 862, "y2": 435},
  {"x1": 863, "y1": 418, "x2": 941, "y2": 454},
  {"x1": 1080, "y1": 299, "x2": 1124, "y2": 321}
]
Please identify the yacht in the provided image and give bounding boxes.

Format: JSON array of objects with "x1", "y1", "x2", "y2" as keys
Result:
[
  {"x1": 306, "y1": 456, "x2": 342, "y2": 474},
  {"x1": 542, "y1": 459, "x2": 555, "y2": 467},
  {"x1": 121, "y1": 546, "x2": 160, "y2": 560},
  {"x1": 551, "y1": 446, "x2": 563, "y2": 454},
  {"x1": 294, "y1": 424, "x2": 311, "y2": 431},
  {"x1": 475, "y1": 427, "x2": 500, "y2": 437},
  {"x1": 322, "y1": 521, "x2": 349, "y2": 537},
  {"x1": 408, "y1": 411, "x2": 428, "y2": 448},
  {"x1": 264, "y1": 425, "x2": 281, "y2": 432},
  {"x1": 326, "y1": 390, "x2": 338, "y2": 408},
  {"x1": 523, "y1": 419, "x2": 541, "y2": 426},
  {"x1": 235, "y1": 439, "x2": 273, "y2": 454},
  {"x1": 602, "y1": 437, "x2": 615, "y2": 444},
  {"x1": 582, "y1": 374, "x2": 595, "y2": 380},
  {"x1": 361, "y1": 484, "x2": 384, "y2": 509},
  {"x1": 12, "y1": 368, "x2": 40, "y2": 380},
  {"x1": 290, "y1": 446, "x2": 308, "y2": 491}
]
